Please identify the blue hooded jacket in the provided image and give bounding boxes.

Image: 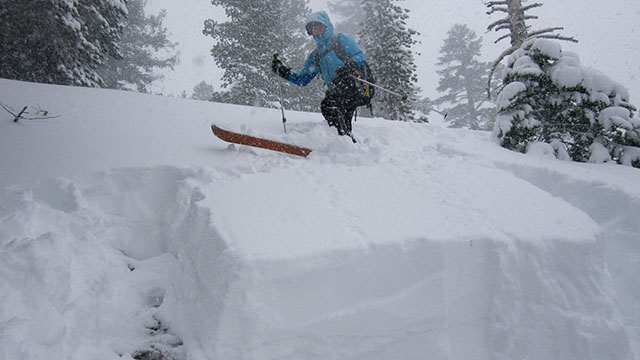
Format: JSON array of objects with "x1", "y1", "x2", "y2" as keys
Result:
[{"x1": 286, "y1": 11, "x2": 366, "y2": 90}]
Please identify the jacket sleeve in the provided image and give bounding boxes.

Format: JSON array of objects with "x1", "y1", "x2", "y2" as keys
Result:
[
  {"x1": 286, "y1": 53, "x2": 319, "y2": 87},
  {"x1": 338, "y1": 34, "x2": 366, "y2": 68}
]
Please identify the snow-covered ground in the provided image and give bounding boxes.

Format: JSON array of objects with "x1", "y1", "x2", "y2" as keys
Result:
[{"x1": 1, "y1": 78, "x2": 639, "y2": 359}]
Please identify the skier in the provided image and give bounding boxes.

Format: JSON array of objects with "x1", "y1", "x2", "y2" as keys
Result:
[{"x1": 271, "y1": 11, "x2": 367, "y2": 139}]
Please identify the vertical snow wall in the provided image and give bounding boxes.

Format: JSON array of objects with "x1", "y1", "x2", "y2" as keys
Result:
[
  {"x1": 1, "y1": 165, "x2": 635, "y2": 359},
  {"x1": 100, "y1": 166, "x2": 634, "y2": 359}
]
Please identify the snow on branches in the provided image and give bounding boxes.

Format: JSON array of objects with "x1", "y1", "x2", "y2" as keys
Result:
[
  {"x1": 0, "y1": 0, "x2": 128, "y2": 87},
  {"x1": 484, "y1": 0, "x2": 577, "y2": 98},
  {"x1": 494, "y1": 39, "x2": 640, "y2": 168}
]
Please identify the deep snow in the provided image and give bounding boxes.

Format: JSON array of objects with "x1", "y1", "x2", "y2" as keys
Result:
[{"x1": 1, "y1": 78, "x2": 639, "y2": 359}]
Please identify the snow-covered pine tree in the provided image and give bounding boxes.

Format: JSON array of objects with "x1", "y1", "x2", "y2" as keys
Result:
[
  {"x1": 98, "y1": 0, "x2": 178, "y2": 92},
  {"x1": 192, "y1": 81, "x2": 215, "y2": 101},
  {"x1": 328, "y1": 0, "x2": 365, "y2": 41},
  {"x1": 485, "y1": 0, "x2": 576, "y2": 97},
  {"x1": 359, "y1": 0, "x2": 421, "y2": 121},
  {"x1": 435, "y1": 24, "x2": 498, "y2": 130},
  {"x1": 0, "y1": 0, "x2": 127, "y2": 87},
  {"x1": 203, "y1": 0, "x2": 323, "y2": 111},
  {"x1": 494, "y1": 39, "x2": 640, "y2": 168},
  {"x1": 413, "y1": 97, "x2": 436, "y2": 121}
]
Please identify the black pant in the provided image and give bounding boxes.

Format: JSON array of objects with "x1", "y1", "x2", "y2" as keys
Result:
[{"x1": 320, "y1": 76, "x2": 360, "y2": 136}]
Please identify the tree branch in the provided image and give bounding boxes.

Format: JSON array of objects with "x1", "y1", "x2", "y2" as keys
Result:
[
  {"x1": 484, "y1": 0, "x2": 509, "y2": 7},
  {"x1": 528, "y1": 26, "x2": 564, "y2": 36},
  {"x1": 494, "y1": 23, "x2": 512, "y2": 33},
  {"x1": 0, "y1": 103, "x2": 27, "y2": 122},
  {"x1": 531, "y1": 34, "x2": 579, "y2": 43},
  {"x1": 494, "y1": 33, "x2": 511, "y2": 44},
  {"x1": 487, "y1": 18, "x2": 510, "y2": 32},
  {"x1": 1, "y1": 102, "x2": 61, "y2": 122},
  {"x1": 522, "y1": 3, "x2": 543, "y2": 12},
  {"x1": 486, "y1": 6, "x2": 508, "y2": 15},
  {"x1": 487, "y1": 45, "x2": 519, "y2": 99}
]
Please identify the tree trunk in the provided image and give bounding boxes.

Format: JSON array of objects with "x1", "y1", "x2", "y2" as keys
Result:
[{"x1": 508, "y1": 0, "x2": 527, "y2": 48}]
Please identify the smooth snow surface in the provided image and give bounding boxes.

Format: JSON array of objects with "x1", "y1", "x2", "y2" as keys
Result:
[{"x1": 1, "y1": 79, "x2": 639, "y2": 359}]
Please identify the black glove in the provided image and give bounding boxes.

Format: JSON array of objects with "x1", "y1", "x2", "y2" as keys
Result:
[
  {"x1": 272, "y1": 55, "x2": 291, "y2": 79},
  {"x1": 336, "y1": 58, "x2": 358, "y2": 79}
]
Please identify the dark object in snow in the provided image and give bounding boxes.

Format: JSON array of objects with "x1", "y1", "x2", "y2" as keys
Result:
[
  {"x1": 1, "y1": 103, "x2": 61, "y2": 122},
  {"x1": 12, "y1": 106, "x2": 27, "y2": 122},
  {"x1": 132, "y1": 349, "x2": 176, "y2": 360},
  {"x1": 133, "y1": 315, "x2": 184, "y2": 360},
  {"x1": 212, "y1": 125, "x2": 313, "y2": 158}
]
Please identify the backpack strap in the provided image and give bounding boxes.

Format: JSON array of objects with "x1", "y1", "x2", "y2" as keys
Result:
[
  {"x1": 314, "y1": 33, "x2": 347, "y2": 73},
  {"x1": 332, "y1": 34, "x2": 348, "y2": 62}
]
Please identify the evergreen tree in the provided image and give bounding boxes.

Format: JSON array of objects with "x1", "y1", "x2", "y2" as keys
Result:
[
  {"x1": 413, "y1": 97, "x2": 436, "y2": 120},
  {"x1": 0, "y1": 0, "x2": 127, "y2": 87},
  {"x1": 359, "y1": 0, "x2": 421, "y2": 121},
  {"x1": 192, "y1": 81, "x2": 215, "y2": 101},
  {"x1": 435, "y1": 24, "x2": 497, "y2": 130},
  {"x1": 203, "y1": 0, "x2": 323, "y2": 111},
  {"x1": 328, "y1": 0, "x2": 365, "y2": 40},
  {"x1": 485, "y1": 0, "x2": 576, "y2": 97},
  {"x1": 98, "y1": 0, "x2": 178, "y2": 92},
  {"x1": 494, "y1": 39, "x2": 640, "y2": 168}
]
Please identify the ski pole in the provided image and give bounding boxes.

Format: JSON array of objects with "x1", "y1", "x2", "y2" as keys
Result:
[
  {"x1": 273, "y1": 53, "x2": 288, "y2": 133},
  {"x1": 278, "y1": 82, "x2": 287, "y2": 134},
  {"x1": 350, "y1": 75, "x2": 409, "y2": 101}
]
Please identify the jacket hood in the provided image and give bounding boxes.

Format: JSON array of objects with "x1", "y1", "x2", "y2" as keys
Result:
[{"x1": 305, "y1": 11, "x2": 334, "y2": 42}]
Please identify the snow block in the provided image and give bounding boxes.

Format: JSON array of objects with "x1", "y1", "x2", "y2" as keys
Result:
[{"x1": 211, "y1": 238, "x2": 631, "y2": 359}]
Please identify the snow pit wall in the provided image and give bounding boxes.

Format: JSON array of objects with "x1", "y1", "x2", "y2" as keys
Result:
[
  {"x1": 0, "y1": 166, "x2": 241, "y2": 359},
  {"x1": 214, "y1": 238, "x2": 631, "y2": 360},
  {"x1": 89, "y1": 166, "x2": 246, "y2": 358},
  {"x1": 1, "y1": 166, "x2": 634, "y2": 359},
  {"x1": 498, "y1": 162, "x2": 640, "y2": 356}
]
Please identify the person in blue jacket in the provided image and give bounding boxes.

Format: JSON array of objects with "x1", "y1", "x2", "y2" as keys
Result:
[{"x1": 272, "y1": 11, "x2": 366, "y2": 138}]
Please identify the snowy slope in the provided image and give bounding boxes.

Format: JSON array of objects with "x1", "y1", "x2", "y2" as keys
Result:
[{"x1": 1, "y1": 79, "x2": 639, "y2": 359}]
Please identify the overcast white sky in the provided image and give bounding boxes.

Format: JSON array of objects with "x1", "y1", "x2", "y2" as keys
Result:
[{"x1": 146, "y1": 0, "x2": 640, "y2": 103}]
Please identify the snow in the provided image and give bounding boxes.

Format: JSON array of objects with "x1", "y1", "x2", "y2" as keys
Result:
[
  {"x1": 510, "y1": 54, "x2": 544, "y2": 77},
  {"x1": 589, "y1": 142, "x2": 612, "y2": 164},
  {"x1": 583, "y1": 68, "x2": 623, "y2": 99},
  {"x1": 526, "y1": 141, "x2": 557, "y2": 160},
  {"x1": 497, "y1": 81, "x2": 526, "y2": 110},
  {"x1": 552, "y1": 66, "x2": 583, "y2": 88},
  {"x1": 1, "y1": 78, "x2": 640, "y2": 359},
  {"x1": 530, "y1": 38, "x2": 562, "y2": 59},
  {"x1": 599, "y1": 106, "x2": 633, "y2": 131}
]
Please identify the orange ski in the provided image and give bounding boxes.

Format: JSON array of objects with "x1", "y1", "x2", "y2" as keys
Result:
[{"x1": 211, "y1": 125, "x2": 312, "y2": 158}]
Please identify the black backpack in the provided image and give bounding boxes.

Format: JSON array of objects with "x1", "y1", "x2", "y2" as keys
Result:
[{"x1": 314, "y1": 34, "x2": 376, "y2": 109}]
